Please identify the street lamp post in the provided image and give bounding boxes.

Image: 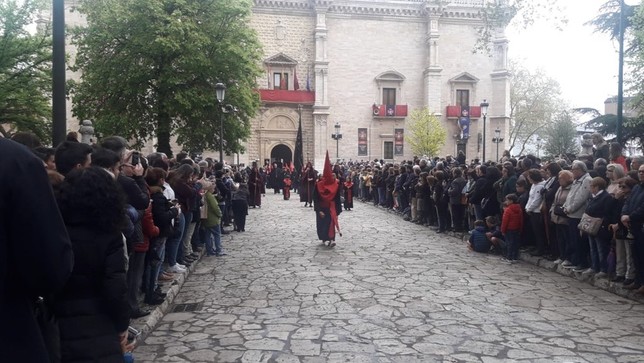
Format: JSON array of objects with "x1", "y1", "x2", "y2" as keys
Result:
[
  {"x1": 215, "y1": 83, "x2": 226, "y2": 163},
  {"x1": 617, "y1": 0, "x2": 639, "y2": 144},
  {"x1": 492, "y1": 128, "x2": 504, "y2": 162},
  {"x1": 480, "y1": 99, "x2": 489, "y2": 163},
  {"x1": 331, "y1": 122, "x2": 342, "y2": 161}
]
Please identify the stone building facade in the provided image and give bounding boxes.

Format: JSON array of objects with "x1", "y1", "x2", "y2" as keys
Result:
[
  {"x1": 249, "y1": 0, "x2": 510, "y2": 169},
  {"x1": 56, "y1": 0, "x2": 509, "y2": 165}
]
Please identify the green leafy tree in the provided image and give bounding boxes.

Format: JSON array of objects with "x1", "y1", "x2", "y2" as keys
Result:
[
  {"x1": 0, "y1": 0, "x2": 52, "y2": 142},
  {"x1": 508, "y1": 61, "x2": 565, "y2": 155},
  {"x1": 543, "y1": 111, "x2": 580, "y2": 158},
  {"x1": 68, "y1": 0, "x2": 262, "y2": 156},
  {"x1": 406, "y1": 108, "x2": 446, "y2": 157}
]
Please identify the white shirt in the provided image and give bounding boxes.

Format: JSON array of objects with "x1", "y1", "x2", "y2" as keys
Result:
[
  {"x1": 163, "y1": 181, "x2": 175, "y2": 200},
  {"x1": 525, "y1": 180, "x2": 546, "y2": 213}
]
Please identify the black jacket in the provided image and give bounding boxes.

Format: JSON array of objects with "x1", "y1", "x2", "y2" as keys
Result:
[
  {"x1": 55, "y1": 225, "x2": 130, "y2": 363},
  {"x1": 0, "y1": 139, "x2": 73, "y2": 362},
  {"x1": 150, "y1": 188, "x2": 179, "y2": 238},
  {"x1": 585, "y1": 190, "x2": 618, "y2": 239},
  {"x1": 117, "y1": 174, "x2": 149, "y2": 210}
]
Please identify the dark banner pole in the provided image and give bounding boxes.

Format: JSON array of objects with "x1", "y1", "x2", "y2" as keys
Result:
[{"x1": 52, "y1": 0, "x2": 67, "y2": 146}]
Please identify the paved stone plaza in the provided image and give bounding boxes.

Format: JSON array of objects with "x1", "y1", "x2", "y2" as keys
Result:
[{"x1": 136, "y1": 193, "x2": 644, "y2": 362}]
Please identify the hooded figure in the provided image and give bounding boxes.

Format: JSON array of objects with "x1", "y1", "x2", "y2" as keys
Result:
[
  {"x1": 313, "y1": 152, "x2": 343, "y2": 247},
  {"x1": 300, "y1": 161, "x2": 317, "y2": 207}
]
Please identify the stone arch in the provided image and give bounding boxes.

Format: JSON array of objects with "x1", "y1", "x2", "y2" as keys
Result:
[{"x1": 270, "y1": 143, "x2": 293, "y2": 165}]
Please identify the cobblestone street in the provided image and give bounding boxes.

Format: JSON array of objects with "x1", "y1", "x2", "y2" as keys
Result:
[{"x1": 136, "y1": 193, "x2": 644, "y2": 362}]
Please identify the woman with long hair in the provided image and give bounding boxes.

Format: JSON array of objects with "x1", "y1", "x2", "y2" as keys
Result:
[{"x1": 55, "y1": 167, "x2": 130, "y2": 362}]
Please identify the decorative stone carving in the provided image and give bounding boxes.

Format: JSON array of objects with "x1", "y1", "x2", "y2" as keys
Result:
[
  {"x1": 581, "y1": 134, "x2": 594, "y2": 155},
  {"x1": 314, "y1": 114, "x2": 327, "y2": 126},
  {"x1": 79, "y1": 120, "x2": 94, "y2": 144},
  {"x1": 276, "y1": 20, "x2": 286, "y2": 46}
]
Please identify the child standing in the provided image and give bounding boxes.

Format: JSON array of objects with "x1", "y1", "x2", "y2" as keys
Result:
[
  {"x1": 501, "y1": 193, "x2": 523, "y2": 263},
  {"x1": 283, "y1": 173, "x2": 292, "y2": 200}
]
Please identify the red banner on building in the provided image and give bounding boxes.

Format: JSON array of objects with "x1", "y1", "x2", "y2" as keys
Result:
[
  {"x1": 394, "y1": 128, "x2": 404, "y2": 156},
  {"x1": 358, "y1": 128, "x2": 368, "y2": 156}
]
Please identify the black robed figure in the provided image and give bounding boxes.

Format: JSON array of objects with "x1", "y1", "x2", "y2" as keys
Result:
[
  {"x1": 313, "y1": 152, "x2": 342, "y2": 247},
  {"x1": 300, "y1": 161, "x2": 317, "y2": 207}
]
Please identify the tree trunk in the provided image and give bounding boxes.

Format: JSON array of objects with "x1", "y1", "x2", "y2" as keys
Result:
[{"x1": 157, "y1": 111, "x2": 172, "y2": 157}]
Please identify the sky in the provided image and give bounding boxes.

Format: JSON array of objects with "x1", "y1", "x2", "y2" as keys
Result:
[{"x1": 506, "y1": 0, "x2": 620, "y2": 114}]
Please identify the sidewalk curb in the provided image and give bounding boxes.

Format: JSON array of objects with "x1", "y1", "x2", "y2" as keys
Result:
[
  {"x1": 130, "y1": 254, "x2": 198, "y2": 344},
  {"x1": 519, "y1": 252, "x2": 644, "y2": 302}
]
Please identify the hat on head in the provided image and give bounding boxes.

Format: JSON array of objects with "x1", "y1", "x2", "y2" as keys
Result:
[{"x1": 321, "y1": 151, "x2": 334, "y2": 185}]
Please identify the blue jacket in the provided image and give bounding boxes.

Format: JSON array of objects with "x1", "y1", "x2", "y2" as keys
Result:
[{"x1": 469, "y1": 226, "x2": 490, "y2": 252}]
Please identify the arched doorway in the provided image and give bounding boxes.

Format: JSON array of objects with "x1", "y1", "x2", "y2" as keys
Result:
[{"x1": 270, "y1": 144, "x2": 292, "y2": 167}]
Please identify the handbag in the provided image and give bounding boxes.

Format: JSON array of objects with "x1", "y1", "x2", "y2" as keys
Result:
[
  {"x1": 553, "y1": 205, "x2": 566, "y2": 217},
  {"x1": 578, "y1": 213, "x2": 603, "y2": 236}
]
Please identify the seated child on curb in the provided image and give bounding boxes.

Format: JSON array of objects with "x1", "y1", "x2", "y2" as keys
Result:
[
  {"x1": 468, "y1": 220, "x2": 491, "y2": 252},
  {"x1": 485, "y1": 216, "x2": 505, "y2": 254}
]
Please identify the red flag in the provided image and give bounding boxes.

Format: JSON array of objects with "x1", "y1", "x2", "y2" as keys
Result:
[{"x1": 294, "y1": 68, "x2": 300, "y2": 90}]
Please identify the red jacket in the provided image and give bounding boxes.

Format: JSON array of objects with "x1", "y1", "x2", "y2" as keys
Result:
[
  {"x1": 135, "y1": 203, "x2": 160, "y2": 253},
  {"x1": 501, "y1": 203, "x2": 523, "y2": 234}
]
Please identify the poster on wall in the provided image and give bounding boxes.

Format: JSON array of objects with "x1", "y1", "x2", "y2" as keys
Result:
[
  {"x1": 358, "y1": 128, "x2": 368, "y2": 156},
  {"x1": 394, "y1": 128, "x2": 404, "y2": 156}
]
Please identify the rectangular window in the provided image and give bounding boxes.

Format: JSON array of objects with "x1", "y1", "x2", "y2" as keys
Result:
[
  {"x1": 456, "y1": 89, "x2": 469, "y2": 107},
  {"x1": 384, "y1": 141, "x2": 393, "y2": 159},
  {"x1": 273, "y1": 73, "x2": 289, "y2": 90},
  {"x1": 273, "y1": 73, "x2": 281, "y2": 90},
  {"x1": 382, "y1": 88, "x2": 396, "y2": 105}
]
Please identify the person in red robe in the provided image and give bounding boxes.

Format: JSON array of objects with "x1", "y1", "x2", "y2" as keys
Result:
[
  {"x1": 343, "y1": 178, "x2": 354, "y2": 211},
  {"x1": 313, "y1": 152, "x2": 342, "y2": 247},
  {"x1": 283, "y1": 173, "x2": 292, "y2": 200}
]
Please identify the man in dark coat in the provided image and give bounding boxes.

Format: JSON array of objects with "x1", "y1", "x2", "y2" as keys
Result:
[
  {"x1": 248, "y1": 162, "x2": 262, "y2": 208},
  {"x1": 0, "y1": 138, "x2": 74, "y2": 362},
  {"x1": 313, "y1": 152, "x2": 343, "y2": 247},
  {"x1": 300, "y1": 161, "x2": 317, "y2": 207}
]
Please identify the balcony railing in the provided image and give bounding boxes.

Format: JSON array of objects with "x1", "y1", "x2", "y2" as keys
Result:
[
  {"x1": 259, "y1": 89, "x2": 315, "y2": 104},
  {"x1": 372, "y1": 104, "x2": 408, "y2": 118},
  {"x1": 446, "y1": 105, "x2": 481, "y2": 118}
]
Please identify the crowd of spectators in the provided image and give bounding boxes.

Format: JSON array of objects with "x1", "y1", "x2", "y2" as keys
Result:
[
  {"x1": 337, "y1": 139, "x2": 644, "y2": 293},
  {"x1": 3, "y1": 131, "x2": 255, "y2": 362}
]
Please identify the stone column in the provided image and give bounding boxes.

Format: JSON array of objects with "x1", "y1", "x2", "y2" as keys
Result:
[
  {"x1": 423, "y1": 6, "x2": 442, "y2": 113},
  {"x1": 490, "y1": 28, "x2": 511, "y2": 156},
  {"x1": 313, "y1": 3, "x2": 331, "y2": 169}
]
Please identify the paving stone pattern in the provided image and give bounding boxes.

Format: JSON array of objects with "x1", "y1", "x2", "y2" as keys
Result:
[{"x1": 136, "y1": 193, "x2": 644, "y2": 362}]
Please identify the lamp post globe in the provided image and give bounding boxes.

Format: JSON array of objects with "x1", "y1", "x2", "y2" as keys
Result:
[
  {"x1": 331, "y1": 122, "x2": 342, "y2": 161},
  {"x1": 215, "y1": 83, "x2": 227, "y2": 163},
  {"x1": 480, "y1": 99, "x2": 489, "y2": 163},
  {"x1": 494, "y1": 128, "x2": 501, "y2": 162}
]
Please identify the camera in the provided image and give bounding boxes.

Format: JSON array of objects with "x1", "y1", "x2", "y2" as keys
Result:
[{"x1": 131, "y1": 151, "x2": 140, "y2": 165}]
